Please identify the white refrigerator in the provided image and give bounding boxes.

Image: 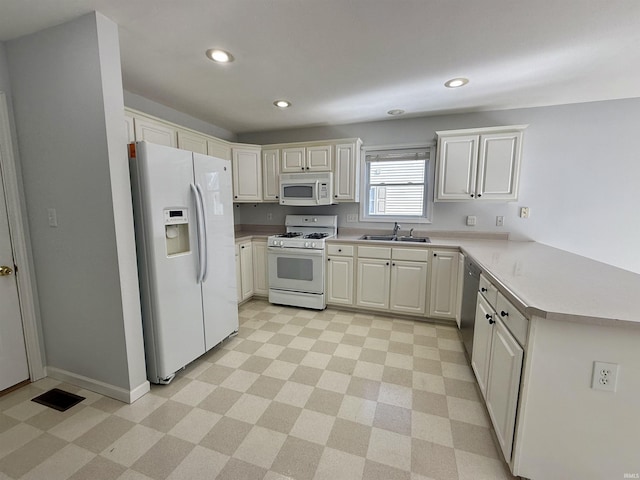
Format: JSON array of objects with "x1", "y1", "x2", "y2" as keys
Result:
[{"x1": 129, "y1": 141, "x2": 238, "y2": 384}]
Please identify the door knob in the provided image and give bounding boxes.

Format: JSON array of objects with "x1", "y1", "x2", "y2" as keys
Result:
[{"x1": 0, "y1": 265, "x2": 13, "y2": 276}]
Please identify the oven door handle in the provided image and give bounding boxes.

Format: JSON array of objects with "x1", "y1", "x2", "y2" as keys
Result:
[{"x1": 267, "y1": 246, "x2": 325, "y2": 257}]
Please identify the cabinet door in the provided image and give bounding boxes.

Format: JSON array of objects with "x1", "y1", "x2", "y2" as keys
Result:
[
  {"x1": 232, "y1": 148, "x2": 262, "y2": 202},
  {"x1": 356, "y1": 258, "x2": 390, "y2": 310},
  {"x1": 476, "y1": 132, "x2": 522, "y2": 200},
  {"x1": 435, "y1": 135, "x2": 479, "y2": 200},
  {"x1": 334, "y1": 143, "x2": 359, "y2": 202},
  {"x1": 177, "y1": 130, "x2": 208, "y2": 154},
  {"x1": 486, "y1": 318, "x2": 524, "y2": 461},
  {"x1": 306, "y1": 145, "x2": 332, "y2": 171},
  {"x1": 252, "y1": 240, "x2": 269, "y2": 296},
  {"x1": 471, "y1": 294, "x2": 494, "y2": 398},
  {"x1": 133, "y1": 117, "x2": 177, "y2": 147},
  {"x1": 281, "y1": 147, "x2": 306, "y2": 173},
  {"x1": 428, "y1": 250, "x2": 460, "y2": 319},
  {"x1": 262, "y1": 149, "x2": 280, "y2": 202},
  {"x1": 326, "y1": 256, "x2": 354, "y2": 305},
  {"x1": 239, "y1": 241, "x2": 254, "y2": 301},
  {"x1": 390, "y1": 260, "x2": 428, "y2": 315},
  {"x1": 235, "y1": 244, "x2": 242, "y2": 303},
  {"x1": 207, "y1": 139, "x2": 232, "y2": 161}
]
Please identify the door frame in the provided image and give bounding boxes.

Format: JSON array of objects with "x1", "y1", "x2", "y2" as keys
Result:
[{"x1": 0, "y1": 91, "x2": 45, "y2": 381}]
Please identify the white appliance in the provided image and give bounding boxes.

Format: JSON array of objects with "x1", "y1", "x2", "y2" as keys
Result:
[
  {"x1": 129, "y1": 141, "x2": 238, "y2": 384},
  {"x1": 268, "y1": 215, "x2": 338, "y2": 310},
  {"x1": 279, "y1": 172, "x2": 334, "y2": 206}
]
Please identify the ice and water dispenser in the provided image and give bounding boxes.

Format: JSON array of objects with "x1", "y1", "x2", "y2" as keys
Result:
[{"x1": 164, "y1": 208, "x2": 190, "y2": 256}]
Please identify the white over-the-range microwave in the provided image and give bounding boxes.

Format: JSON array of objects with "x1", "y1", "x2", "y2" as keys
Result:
[{"x1": 279, "y1": 172, "x2": 334, "y2": 206}]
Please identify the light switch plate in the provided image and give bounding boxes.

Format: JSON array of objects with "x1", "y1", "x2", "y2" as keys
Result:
[{"x1": 466, "y1": 215, "x2": 477, "y2": 226}]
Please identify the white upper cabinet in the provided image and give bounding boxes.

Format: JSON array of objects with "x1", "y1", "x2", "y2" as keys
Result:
[
  {"x1": 281, "y1": 145, "x2": 332, "y2": 173},
  {"x1": 133, "y1": 116, "x2": 177, "y2": 147},
  {"x1": 306, "y1": 145, "x2": 332, "y2": 171},
  {"x1": 124, "y1": 112, "x2": 135, "y2": 143},
  {"x1": 334, "y1": 141, "x2": 361, "y2": 202},
  {"x1": 207, "y1": 138, "x2": 232, "y2": 161},
  {"x1": 177, "y1": 129, "x2": 208, "y2": 155},
  {"x1": 262, "y1": 148, "x2": 280, "y2": 202},
  {"x1": 281, "y1": 147, "x2": 306, "y2": 172},
  {"x1": 232, "y1": 146, "x2": 263, "y2": 202},
  {"x1": 435, "y1": 126, "x2": 526, "y2": 201}
]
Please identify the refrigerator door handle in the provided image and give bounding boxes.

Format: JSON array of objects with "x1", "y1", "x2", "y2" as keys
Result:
[
  {"x1": 190, "y1": 183, "x2": 205, "y2": 284},
  {"x1": 196, "y1": 184, "x2": 209, "y2": 282}
]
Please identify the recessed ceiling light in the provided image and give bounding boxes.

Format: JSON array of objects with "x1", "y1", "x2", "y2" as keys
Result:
[
  {"x1": 273, "y1": 100, "x2": 291, "y2": 108},
  {"x1": 387, "y1": 109, "x2": 405, "y2": 116},
  {"x1": 206, "y1": 49, "x2": 234, "y2": 63},
  {"x1": 445, "y1": 77, "x2": 469, "y2": 88}
]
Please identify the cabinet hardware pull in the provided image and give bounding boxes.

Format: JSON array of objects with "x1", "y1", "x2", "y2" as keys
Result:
[
  {"x1": 386, "y1": 262, "x2": 389, "y2": 266},
  {"x1": 470, "y1": 194, "x2": 474, "y2": 198},
  {"x1": 489, "y1": 318, "x2": 495, "y2": 324},
  {"x1": 481, "y1": 287, "x2": 487, "y2": 292},
  {"x1": 477, "y1": 194, "x2": 482, "y2": 197},
  {"x1": 501, "y1": 310, "x2": 509, "y2": 317},
  {"x1": 392, "y1": 262, "x2": 396, "y2": 266},
  {"x1": 338, "y1": 249, "x2": 342, "y2": 252}
]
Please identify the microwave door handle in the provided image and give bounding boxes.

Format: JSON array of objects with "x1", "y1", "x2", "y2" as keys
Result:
[{"x1": 315, "y1": 180, "x2": 320, "y2": 204}]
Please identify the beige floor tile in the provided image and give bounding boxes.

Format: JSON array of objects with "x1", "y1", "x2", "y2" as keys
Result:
[
  {"x1": 441, "y1": 362, "x2": 475, "y2": 382},
  {"x1": 332, "y1": 344, "x2": 362, "y2": 360},
  {"x1": 169, "y1": 380, "x2": 215, "y2": 407},
  {"x1": 267, "y1": 333, "x2": 296, "y2": 347},
  {"x1": 139, "y1": 401, "x2": 192, "y2": 433},
  {"x1": 275, "y1": 324, "x2": 303, "y2": 337},
  {"x1": 217, "y1": 457, "x2": 267, "y2": 480},
  {"x1": 346, "y1": 324, "x2": 370, "y2": 336},
  {"x1": 165, "y1": 445, "x2": 229, "y2": 480},
  {"x1": 316, "y1": 370, "x2": 351, "y2": 394},
  {"x1": 363, "y1": 337, "x2": 390, "y2": 351},
  {"x1": 390, "y1": 331, "x2": 414, "y2": 344},
  {"x1": 346, "y1": 376, "x2": 380, "y2": 401},
  {"x1": 312, "y1": 447, "x2": 366, "y2": 480},
  {"x1": 0, "y1": 422, "x2": 42, "y2": 459},
  {"x1": 271, "y1": 436, "x2": 324, "y2": 480},
  {"x1": 337, "y1": 395, "x2": 377, "y2": 426},
  {"x1": 253, "y1": 343, "x2": 286, "y2": 359},
  {"x1": 246, "y1": 375, "x2": 286, "y2": 399},
  {"x1": 382, "y1": 366, "x2": 414, "y2": 387},
  {"x1": 239, "y1": 355, "x2": 274, "y2": 374},
  {"x1": 363, "y1": 459, "x2": 411, "y2": 480},
  {"x1": 232, "y1": 339, "x2": 263, "y2": 354},
  {"x1": 273, "y1": 382, "x2": 314, "y2": 408},
  {"x1": 101, "y1": 424, "x2": 164, "y2": 467},
  {"x1": 368, "y1": 327, "x2": 392, "y2": 340},
  {"x1": 245, "y1": 330, "x2": 275, "y2": 344},
  {"x1": 276, "y1": 346, "x2": 308, "y2": 364},
  {"x1": 290, "y1": 409, "x2": 335, "y2": 445},
  {"x1": 149, "y1": 376, "x2": 192, "y2": 399},
  {"x1": 413, "y1": 371, "x2": 446, "y2": 395},
  {"x1": 443, "y1": 378, "x2": 480, "y2": 402},
  {"x1": 91, "y1": 397, "x2": 128, "y2": 414},
  {"x1": 0, "y1": 432, "x2": 67, "y2": 478},
  {"x1": 305, "y1": 388, "x2": 344, "y2": 416},
  {"x1": 317, "y1": 330, "x2": 344, "y2": 343},
  {"x1": 411, "y1": 411, "x2": 454, "y2": 448},
  {"x1": 73, "y1": 416, "x2": 135, "y2": 454},
  {"x1": 0, "y1": 414, "x2": 18, "y2": 435},
  {"x1": 378, "y1": 382, "x2": 413, "y2": 409},
  {"x1": 352, "y1": 361, "x2": 384, "y2": 381},
  {"x1": 261, "y1": 359, "x2": 297, "y2": 380},
  {"x1": 437, "y1": 338, "x2": 464, "y2": 352},
  {"x1": 450, "y1": 420, "x2": 499, "y2": 459},
  {"x1": 114, "y1": 394, "x2": 167, "y2": 424},
  {"x1": 220, "y1": 369, "x2": 260, "y2": 392},
  {"x1": 225, "y1": 393, "x2": 271, "y2": 424},
  {"x1": 414, "y1": 335, "x2": 439, "y2": 348},
  {"x1": 454, "y1": 450, "x2": 515, "y2": 480},
  {"x1": 360, "y1": 348, "x2": 388, "y2": 365},
  {"x1": 216, "y1": 350, "x2": 252, "y2": 368},
  {"x1": 439, "y1": 349, "x2": 468, "y2": 365},
  {"x1": 413, "y1": 391, "x2": 449, "y2": 418},
  {"x1": 386, "y1": 352, "x2": 414, "y2": 370},
  {"x1": 373, "y1": 403, "x2": 412, "y2": 436},
  {"x1": 307, "y1": 319, "x2": 330, "y2": 330},
  {"x1": 233, "y1": 426, "x2": 287, "y2": 469},
  {"x1": 256, "y1": 401, "x2": 302, "y2": 434},
  {"x1": 413, "y1": 358, "x2": 443, "y2": 376},
  {"x1": 326, "y1": 418, "x2": 372, "y2": 457},
  {"x1": 413, "y1": 345, "x2": 440, "y2": 360},
  {"x1": 167, "y1": 408, "x2": 221, "y2": 444},
  {"x1": 290, "y1": 365, "x2": 324, "y2": 386},
  {"x1": 21, "y1": 443, "x2": 95, "y2": 480},
  {"x1": 446, "y1": 396, "x2": 490, "y2": 427},
  {"x1": 131, "y1": 435, "x2": 194, "y2": 480},
  {"x1": 367, "y1": 427, "x2": 412, "y2": 471},
  {"x1": 411, "y1": 438, "x2": 459, "y2": 480},
  {"x1": 197, "y1": 387, "x2": 242, "y2": 415},
  {"x1": 2, "y1": 397, "x2": 47, "y2": 421},
  {"x1": 288, "y1": 336, "x2": 316, "y2": 350},
  {"x1": 300, "y1": 351, "x2": 332, "y2": 369},
  {"x1": 341, "y1": 333, "x2": 367, "y2": 347},
  {"x1": 196, "y1": 364, "x2": 234, "y2": 385},
  {"x1": 116, "y1": 469, "x2": 156, "y2": 480},
  {"x1": 68, "y1": 455, "x2": 126, "y2": 480},
  {"x1": 199, "y1": 416, "x2": 253, "y2": 456}
]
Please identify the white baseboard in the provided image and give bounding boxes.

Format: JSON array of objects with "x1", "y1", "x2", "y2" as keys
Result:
[{"x1": 46, "y1": 366, "x2": 150, "y2": 404}]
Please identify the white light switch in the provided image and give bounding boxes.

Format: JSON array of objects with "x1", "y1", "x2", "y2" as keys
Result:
[
  {"x1": 520, "y1": 207, "x2": 530, "y2": 218},
  {"x1": 47, "y1": 208, "x2": 58, "y2": 227}
]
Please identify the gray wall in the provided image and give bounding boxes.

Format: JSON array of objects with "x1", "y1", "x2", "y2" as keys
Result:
[
  {"x1": 6, "y1": 12, "x2": 147, "y2": 392},
  {"x1": 238, "y1": 99, "x2": 640, "y2": 274}
]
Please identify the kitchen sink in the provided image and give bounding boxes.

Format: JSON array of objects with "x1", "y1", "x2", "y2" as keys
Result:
[{"x1": 359, "y1": 234, "x2": 430, "y2": 243}]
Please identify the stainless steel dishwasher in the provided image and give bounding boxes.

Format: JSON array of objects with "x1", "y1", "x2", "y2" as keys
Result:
[{"x1": 459, "y1": 257, "x2": 481, "y2": 357}]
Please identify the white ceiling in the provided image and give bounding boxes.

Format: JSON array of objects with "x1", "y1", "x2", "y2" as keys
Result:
[{"x1": 1, "y1": 1, "x2": 639, "y2": 134}]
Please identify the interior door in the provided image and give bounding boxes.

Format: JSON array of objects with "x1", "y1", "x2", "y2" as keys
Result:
[{"x1": 0, "y1": 152, "x2": 29, "y2": 391}]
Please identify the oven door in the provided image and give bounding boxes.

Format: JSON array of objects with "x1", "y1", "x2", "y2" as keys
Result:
[{"x1": 268, "y1": 246, "x2": 325, "y2": 294}]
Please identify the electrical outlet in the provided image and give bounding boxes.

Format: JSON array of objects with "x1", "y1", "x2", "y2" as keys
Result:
[
  {"x1": 346, "y1": 214, "x2": 358, "y2": 223},
  {"x1": 266, "y1": 212, "x2": 273, "y2": 221},
  {"x1": 466, "y1": 215, "x2": 476, "y2": 226},
  {"x1": 519, "y1": 207, "x2": 530, "y2": 218},
  {"x1": 496, "y1": 216, "x2": 504, "y2": 226},
  {"x1": 592, "y1": 361, "x2": 619, "y2": 392},
  {"x1": 47, "y1": 208, "x2": 58, "y2": 227}
]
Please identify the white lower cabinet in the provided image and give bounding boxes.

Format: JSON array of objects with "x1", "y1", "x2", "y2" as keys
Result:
[
  {"x1": 355, "y1": 246, "x2": 428, "y2": 316},
  {"x1": 428, "y1": 249, "x2": 462, "y2": 320},
  {"x1": 471, "y1": 275, "x2": 525, "y2": 463},
  {"x1": 237, "y1": 240, "x2": 254, "y2": 302},
  {"x1": 252, "y1": 239, "x2": 268, "y2": 296},
  {"x1": 326, "y1": 244, "x2": 355, "y2": 306}
]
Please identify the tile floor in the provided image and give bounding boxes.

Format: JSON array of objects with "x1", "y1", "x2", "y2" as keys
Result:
[{"x1": 0, "y1": 300, "x2": 517, "y2": 480}]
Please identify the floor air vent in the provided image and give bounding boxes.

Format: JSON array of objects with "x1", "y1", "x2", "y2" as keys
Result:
[{"x1": 31, "y1": 388, "x2": 85, "y2": 412}]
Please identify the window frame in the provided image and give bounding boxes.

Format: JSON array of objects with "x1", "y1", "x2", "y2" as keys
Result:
[{"x1": 359, "y1": 143, "x2": 435, "y2": 224}]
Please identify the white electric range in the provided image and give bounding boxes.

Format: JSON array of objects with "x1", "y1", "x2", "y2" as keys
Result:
[{"x1": 267, "y1": 215, "x2": 338, "y2": 310}]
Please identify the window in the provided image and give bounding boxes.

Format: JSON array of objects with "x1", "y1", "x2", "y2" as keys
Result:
[{"x1": 360, "y1": 146, "x2": 433, "y2": 223}]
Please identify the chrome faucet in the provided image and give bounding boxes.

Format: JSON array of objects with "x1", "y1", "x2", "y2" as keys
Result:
[{"x1": 393, "y1": 222, "x2": 401, "y2": 236}]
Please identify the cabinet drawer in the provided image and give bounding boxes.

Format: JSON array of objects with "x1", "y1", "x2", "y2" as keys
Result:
[
  {"x1": 327, "y1": 244, "x2": 354, "y2": 256},
  {"x1": 479, "y1": 274, "x2": 498, "y2": 309},
  {"x1": 392, "y1": 247, "x2": 429, "y2": 262},
  {"x1": 496, "y1": 292, "x2": 528, "y2": 346},
  {"x1": 357, "y1": 246, "x2": 391, "y2": 259}
]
